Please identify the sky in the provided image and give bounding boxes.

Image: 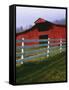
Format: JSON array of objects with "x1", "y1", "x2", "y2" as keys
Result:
[{"x1": 16, "y1": 6, "x2": 66, "y2": 30}]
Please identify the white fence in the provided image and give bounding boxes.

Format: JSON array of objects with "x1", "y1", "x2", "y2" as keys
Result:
[{"x1": 16, "y1": 38, "x2": 66, "y2": 64}]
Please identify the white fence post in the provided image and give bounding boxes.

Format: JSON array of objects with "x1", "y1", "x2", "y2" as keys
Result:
[
  {"x1": 60, "y1": 38, "x2": 62, "y2": 53},
  {"x1": 47, "y1": 38, "x2": 50, "y2": 57},
  {"x1": 21, "y1": 38, "x2": 24, "y2": 64}
]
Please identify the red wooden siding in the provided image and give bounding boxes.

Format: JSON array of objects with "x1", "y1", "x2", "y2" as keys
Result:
[{"x1": 16, "y1": 18, "x2": 66, "y2": 46}]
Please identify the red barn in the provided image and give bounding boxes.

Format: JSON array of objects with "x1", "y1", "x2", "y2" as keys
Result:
[{"x1": 16, "y1": 18, "x2": 66, "y2": 46}]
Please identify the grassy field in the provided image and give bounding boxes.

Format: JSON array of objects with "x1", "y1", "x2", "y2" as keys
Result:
[{"x1": 16, "y1": 51, "x2": 66, "y2": 84}]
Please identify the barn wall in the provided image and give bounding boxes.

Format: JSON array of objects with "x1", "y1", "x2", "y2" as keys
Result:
[
  {"x1": 16, "y1": 25, "x2": 66, "y2": 46},
  {"x1": 16, "y1": 29, "x2": 39, "y2": 46},
  {"x1": 48, "y1": 26, "x2": 66, "y2": 39}
]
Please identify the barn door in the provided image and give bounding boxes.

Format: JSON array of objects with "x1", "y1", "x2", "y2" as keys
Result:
[{"x1": 39, "y1": 35, "x2": 48, "y2": 44}]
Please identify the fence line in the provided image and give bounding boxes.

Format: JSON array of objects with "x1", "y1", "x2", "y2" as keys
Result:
[
  {"x1": 16, "y1": 53, "x2": 48, "y2": 63},
  {"x1": 16, "y1": 38, "x2": 66, "y2": 64},
  {"x1": 16, "y1": 38, "x2": 66, "y2": 43},
  {"x1": 16, "y1": 45, "x2": 66, "y2": 57},
  {"x1": 16, "y1": 42, "x2": 66, "y2": 49}
]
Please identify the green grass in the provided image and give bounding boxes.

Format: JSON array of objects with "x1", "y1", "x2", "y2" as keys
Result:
[{"x1": 16, "y1": 51, "x2": 66, "y2": 84}]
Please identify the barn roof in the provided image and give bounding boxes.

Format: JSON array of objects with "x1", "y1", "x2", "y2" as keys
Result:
[
  {"x1": 16, "y1": 18, "x2": 66, "y2": 35},
  {"x1": 34, "y1": 18, "x2": 46, "y2": 24}
]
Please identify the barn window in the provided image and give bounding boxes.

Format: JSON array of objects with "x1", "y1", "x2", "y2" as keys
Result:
[{"x1": 37, "y1": 22, "x2": 53, "y2": 31}]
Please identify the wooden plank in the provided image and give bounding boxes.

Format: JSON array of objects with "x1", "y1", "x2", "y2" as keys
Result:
[
  {"x1": 16, "y1": 53, "x2": 47, "y2": 62},
  {"x1": 16, "y1": 44, "x2": 48, "y2": 49},
  {"x1": 16, "y1": 39, "x2": 66, "y2": 43},
  {"x1": 16, "y1": 42, "x2": 66, "y2": 49},
  {"x1": 16, "y1": 45, "x2": 66, "y2": 56}
]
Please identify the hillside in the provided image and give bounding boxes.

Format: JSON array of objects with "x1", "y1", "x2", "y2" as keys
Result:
[{"x1": 16, "y1": 51, "x2": 66, "y2": 84}]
